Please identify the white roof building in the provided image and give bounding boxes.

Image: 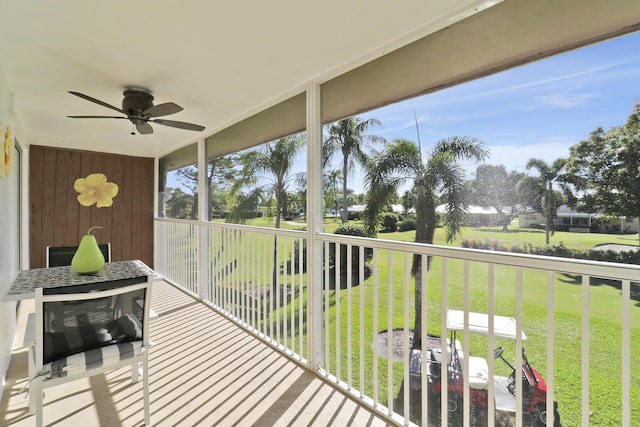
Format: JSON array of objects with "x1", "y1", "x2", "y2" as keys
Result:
[{"x1": 435, "y1": 204, "x2": 498, "y2": 215}]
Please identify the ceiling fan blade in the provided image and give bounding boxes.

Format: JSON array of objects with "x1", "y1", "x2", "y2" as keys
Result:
[
  {"x1": 136, "y1": 122, "x2": 154, "y2": 135},
  {"x1": 143, "y1": 102, "x2": 183, "y2": 118},
  {"x1": 68, "y1": 91, "x2": 126, "y2": 114},
  {"x1": 67, "y1": 115, "x2": 127, "y2": 119},
  {"x1": 152, "y1": 119, "x2": 205, "y2": 132}
]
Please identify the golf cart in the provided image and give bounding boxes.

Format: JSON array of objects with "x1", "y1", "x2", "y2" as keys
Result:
[{"x1": 410, "y1": 310, "x2": 561, "y2": 426}]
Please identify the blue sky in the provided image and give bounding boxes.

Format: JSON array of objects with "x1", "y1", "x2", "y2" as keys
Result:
[{"x1": 320, "y1": 30, "x2": 640, "y2": 194}]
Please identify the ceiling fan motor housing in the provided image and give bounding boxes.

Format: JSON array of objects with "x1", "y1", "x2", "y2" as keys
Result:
[{"x1": 122, "y1": 89, "x2": 154, "y2": 124}]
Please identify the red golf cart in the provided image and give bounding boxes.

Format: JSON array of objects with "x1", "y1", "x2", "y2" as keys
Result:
[{"x1": 411, "y1": 310, "x2": 561, "y2": 426}]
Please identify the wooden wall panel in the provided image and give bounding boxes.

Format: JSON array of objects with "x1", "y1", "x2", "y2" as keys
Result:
[
  {"x1": 140, "y1": 161, "x2": 154, "y2": 262},
  {"x1": 120, "y1": 156, "x2": 133, "y2": 262},
  {"x1": 66, "y1": 150, "x2": 81, "y2": 245},
  {"x1": 41, "y1": 150, "x2": 57, "y2": 257},
  {"x1": 29, "y1": 147, "x2": 44, "y2": 268},
  {"x1": 78, "y1": 151, "x2": 93, "y2": 242},
  {"x1": 53, "y1": 152, "x2": 74, "y2": 246},
  {"x1": 29, "y1": 146, "x2": 154, "y2": 269},
  {"x1": 110, "y1": 154, "x2": 125, "y2": 263}
]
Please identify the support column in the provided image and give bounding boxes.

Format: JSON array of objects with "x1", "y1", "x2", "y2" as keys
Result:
[
  {"x1": 197, "y1": 139, "x2": 208, "y2": 300},
  {"x1": 306, "y1": 82, "x2": 323, "y2": 371}
]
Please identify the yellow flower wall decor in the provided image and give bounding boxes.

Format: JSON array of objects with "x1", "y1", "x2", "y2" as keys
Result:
[
  {"x1": 4, "y1": 125, "x2": 12, "y2": 177},
  {"x1": 74, "y1": 173, "x2": 119, "y2": 208}
]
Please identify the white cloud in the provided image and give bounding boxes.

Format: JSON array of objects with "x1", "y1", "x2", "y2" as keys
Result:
[{"x1": 536, "y1": 93, "x2": 595, "y2": 109}]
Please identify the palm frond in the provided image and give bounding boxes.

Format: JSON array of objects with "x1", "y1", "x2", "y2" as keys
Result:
[
  {"x1": 438, "y1": 161, "x2": 468, "y2": 243},
  {"x1": 362, "y1": 181, "x2": 398, "y2": 236},
  {"x1": 373, "y1": 138, "x2": 423, "y2": 177},
  {"x1": 432, "y1": 135, "x2": 489, "y2": 163}
]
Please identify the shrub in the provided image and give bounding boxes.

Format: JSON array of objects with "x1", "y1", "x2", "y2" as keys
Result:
[
  {"x1": 334, "y1": 225, "x2": 371, "y2": 238},
  {"x1": 225, "y1": 210, "x2": 262, "y2": 224},
  {"x1": 329, "y1": 225, "x2": 373, "y2": 277},
  {"x1": 399, "y1": 217, "x2": 417, "y2": 232},
  {"x1": 381, "y1": 213, "x2": 399, "y2": 233},
  {"x1": 461, "y1": 239, "x2": 640, "y2": 265}
]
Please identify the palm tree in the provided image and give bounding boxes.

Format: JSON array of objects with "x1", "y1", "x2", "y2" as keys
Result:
[
  {"x1": 526, "y1": 158, "x2": 566, "y2": 246},
  {"x1": 323, "y1": 169, "x2": 343, "y2": 220},
  {"x1": 241, "y1": 134, "x2": 305, "y2": 288},
  {"x1": 286, "y1": 191, "x2": 303, "y2": 217},
  {"x1": 363, "y1": 136, "x2": 488, "y2": 348},
  {"x1": 323, "y1": 117, "x2": 386, "y2": 223},
  {"x1": 242, "y1": 135, "x2": 305, "y2": 228},
  {"x1": 293, "y1": 174, "x2": 307, "y2": 220}
]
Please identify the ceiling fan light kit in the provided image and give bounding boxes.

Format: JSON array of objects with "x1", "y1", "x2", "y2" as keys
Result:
[{"x1": 67, "y1": 89, "x2": 205, "y2": 135}]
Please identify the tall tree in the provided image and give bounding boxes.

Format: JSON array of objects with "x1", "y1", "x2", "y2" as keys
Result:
[
  {"x1": 564, "y1": 103, "x2": 640, "y2": 244},
  {"x1": 323, "y1": 169, "x2": 343, "y2": 219},
  {"x1": 286, "y1": 191, "x2": 303, "y2": 217},
  {"x1": 323, "y1": 117, "x2": 386, "y2": 223},
  {"x1": 241, "y1": 135, "x2": 305, "y2": 229},
  {"x1": 293, "y1": 174, "x2": 307, "y2": 219},
  {"x1": 174, "y1": 155, "x2": 241, "y2": 219},
  {"x1": 165, "y1": 188, "x2": 194, "y2": 219},
  {"x1": 240, "y1": 134, "x2": 305, "y2": 288},
  {"x1": 526, "y1": 158, "x2": 566, "y2": 245},
  {"x1": 469, "y1": 164, "x2": 528, "y2": 232},
  {"x1": 226, "y1": 188, "x2": 263, "y2": 224},
  {"x1": 401, "y1": 189, "x2": 416, "y2": 215},
  {"x1": 515, "y1": 175, "x2": 544, "y2": 219},
  {"x1": 363, "y1": 136, "x2": 488, "y2": 347}
]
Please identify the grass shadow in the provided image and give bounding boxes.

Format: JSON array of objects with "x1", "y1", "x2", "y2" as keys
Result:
[
  {"x1": 475, "y1": 227, "x2": 545, "y2": 234},
  {"x1": 557, "y1": 273, "x2": 640, "y2": 305},
  {"x1": 323, "y1": 265, "x2": 372, "y2": 290}
]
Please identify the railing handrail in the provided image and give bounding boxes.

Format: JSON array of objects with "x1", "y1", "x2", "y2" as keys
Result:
[
  {"x1": 156, "y1": 216, "x2": 307, "y2": 239},
  {"x1": 156, "y1": 217, "x2": 640, "y2": 281},
  {"x1": 318, "y1": 232, "x2": 640, "y2": 281}
]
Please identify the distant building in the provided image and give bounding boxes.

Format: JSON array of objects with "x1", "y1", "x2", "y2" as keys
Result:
[
  {"x1": 554, "y1": 205, "x2": 595, "y2": 232},
  {"x1": 594, "y1": 216, "x2": 639, "y2": 234},
  {"x1": 518, "y1": 205, "x2": 640, "y2": 234},
  {"x1": 347, "y1": 204, "x2": 366, "y2": 220},
  {"x1": 518, "y1": 212, "x2": 544, "y2": 229},
  {"x1": 390, "y1": 204, "x2": 415, "y2": 215}
]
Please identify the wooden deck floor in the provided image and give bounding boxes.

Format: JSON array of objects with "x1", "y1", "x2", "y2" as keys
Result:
[{"x1": 1, "y1": 280, "x2": 392, "y2": 427}]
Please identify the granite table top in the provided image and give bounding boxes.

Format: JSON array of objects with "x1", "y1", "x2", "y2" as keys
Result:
[{"x1": 2, "y1": 260, "x2": 156, "y2": 302}]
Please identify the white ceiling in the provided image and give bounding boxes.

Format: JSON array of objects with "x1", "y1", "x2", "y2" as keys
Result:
[{"x1": 0, "y1": 0, "x2": 499, "y2": 158}]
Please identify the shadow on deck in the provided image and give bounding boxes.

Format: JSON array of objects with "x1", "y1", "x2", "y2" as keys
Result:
[{"x1": 1, "y1": 280, "x2": 392, "y2": 427}]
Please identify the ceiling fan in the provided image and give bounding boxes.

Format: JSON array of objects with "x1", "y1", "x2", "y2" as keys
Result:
[{"x1": 67, "y1": 89, "x2": 206, "y2": 135}]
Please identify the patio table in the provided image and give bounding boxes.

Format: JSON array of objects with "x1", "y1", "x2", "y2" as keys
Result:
[{"x1": 2, "y1": 260, "x2": 157, "y2": 302}]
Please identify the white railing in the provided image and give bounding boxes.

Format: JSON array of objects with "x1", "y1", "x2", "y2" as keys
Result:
[
  {"x1": 155, "y1": 218, "x2": 640, "y2": 427},
  {"x1": 155, "y1": 219, "x2": 199, "y2": 295},
  {"x1": 156, "y1": 219, "x2": 309, "y2": 363}
]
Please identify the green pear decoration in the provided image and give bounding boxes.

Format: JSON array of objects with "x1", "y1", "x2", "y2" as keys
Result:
[{"x1": 72, "y1": 226, "x2": 105, "y2": 274}]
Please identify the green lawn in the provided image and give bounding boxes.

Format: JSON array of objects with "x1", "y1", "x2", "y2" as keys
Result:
[
  {"x1": 207, "y1": 218, "x2": 640, "y2": 426},
  {"x1": 325, "y1": 222, "x2": 638, "y2": 426}
]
